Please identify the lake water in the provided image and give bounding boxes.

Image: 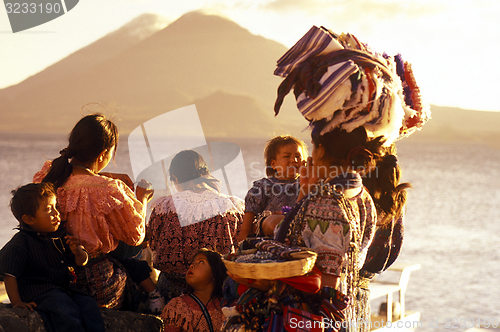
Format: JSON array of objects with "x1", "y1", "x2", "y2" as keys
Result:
[{"x1": 0, "y1": 132, "x2": 499, "y2": 331}]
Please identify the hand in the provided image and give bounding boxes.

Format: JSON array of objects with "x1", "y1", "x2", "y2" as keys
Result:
[
  {"x1": 298, "y1": 157, "x2": 319, "y2": 200},
  {"x1": 65, "y1": 235, "x2": 83, "y2": 253},
  {"x1": 136, "y1": 179, "x2": 154, "y2": 203},
  {"x1": 12, "y1": 301, "x2": 37, "y2": 311},
  {"x1": 101, "y1": 172, "x2": 134, "y2": 190},
  {"x1": 65, "y1": 235, "x2": 88, "y2": 266}
]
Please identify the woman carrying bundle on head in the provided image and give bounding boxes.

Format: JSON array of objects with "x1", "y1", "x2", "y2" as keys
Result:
[
  {"x1": 225, "y1": 26, "x2": 429, "y2": 332},
  {"x1": 33, "y1": 113, "x2": 162, "y2": 312},
  {"x1": 272, "y1": 26, "x2": 429, "y2": 331},
  {"x1": 148, "y1": 150, "x2": 244, "y2": 304}
]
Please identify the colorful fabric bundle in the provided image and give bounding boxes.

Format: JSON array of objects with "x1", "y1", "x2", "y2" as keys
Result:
[
  {"x1": 255, "y1": 239, "x2": 308, "y2": 260},
  {"x1": 279, "y1": 267, "x2": 322, "y2": 294},
  {"x1": 274, "y1": 26, "x2": 430, "y2": 145},
  {"x1": 235, "y1": 250, "x2": 278, "y2": 263}
]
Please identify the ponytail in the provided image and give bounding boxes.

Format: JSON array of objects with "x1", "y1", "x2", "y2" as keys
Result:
[{"x1": 43, "y1": 154, "x2": 73, "y2": 189}]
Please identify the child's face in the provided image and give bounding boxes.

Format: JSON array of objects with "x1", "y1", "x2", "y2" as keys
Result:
[
  {"x1": 186, "y1": 253, "x2": 214, "y2": 289},
  {"x1": 271, "y1": 143, "x2": 304, "y2": 180},
  {"x1": 23, "y1": 195, "x2": 61, "y2": 234}
]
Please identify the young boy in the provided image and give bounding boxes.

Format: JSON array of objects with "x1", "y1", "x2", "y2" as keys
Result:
[{"x1": 0, "y1": 183, "x2": 105, "y2": 332}]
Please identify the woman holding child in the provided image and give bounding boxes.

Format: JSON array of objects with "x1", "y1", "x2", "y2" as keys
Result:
[{"x1": 226, "y1": 26, "x2": 429, "y2": 331}]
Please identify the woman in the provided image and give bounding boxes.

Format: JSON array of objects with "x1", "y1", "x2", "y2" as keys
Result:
[
  {"x1": 274, "y1": 126, "x2": 379, "y2": 330},
  {"x1": 232, "y1": 25, "x2": 428, "y2": 331},
  {"x1": 148, "y1": 150, "x2": 244, "y2": 303},
  {"x1": 33, "y1": 113, "x2": 155, "y2": 310}
]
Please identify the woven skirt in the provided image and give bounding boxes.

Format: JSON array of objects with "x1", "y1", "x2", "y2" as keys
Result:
[{"x1": 75, "y1": 255, "x2": 140, "y2": 310}]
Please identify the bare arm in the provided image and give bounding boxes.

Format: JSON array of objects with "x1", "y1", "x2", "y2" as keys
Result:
[
  {"x1": 227, "y1": 271, "x2": 273, "y2": 292},
  {"x1": 238, "y1": 212, "x2": 255, "y2": 242},
  {"x1": 261, "y1": 214, "x2": 284, "y2": 237},
  {"x1": 3, "y1": 275, "x2": 37, "y2": 311},
  {"x1": 321, "y1": 273, "x2": 339, "y2": 289}
]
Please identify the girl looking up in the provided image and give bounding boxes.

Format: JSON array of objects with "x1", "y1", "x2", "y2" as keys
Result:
[{"x1": 161, "y1": 249, "x2": 227, "y2": 332}]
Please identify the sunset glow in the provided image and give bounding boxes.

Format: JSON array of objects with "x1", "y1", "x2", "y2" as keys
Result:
[{"x1": 1, "y1": 0, "x2": 499, "y2": 111}]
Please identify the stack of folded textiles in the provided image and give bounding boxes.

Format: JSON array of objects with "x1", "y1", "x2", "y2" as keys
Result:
[
  {"x1": 233, "y1": 239, "x2": 310, "y2": 264},
  {"x1": 274, "y1": 25, "x2": 430, "y2": 146}
]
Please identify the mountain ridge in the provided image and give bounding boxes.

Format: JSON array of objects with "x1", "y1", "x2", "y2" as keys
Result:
[{"x1": 0, "y1": 12, "x2": 498, "y2": 147}]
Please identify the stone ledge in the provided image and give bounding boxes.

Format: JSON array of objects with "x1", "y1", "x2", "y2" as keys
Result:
[{"x1": 0, "y1": 304, "x2": 163, "y2": 332}]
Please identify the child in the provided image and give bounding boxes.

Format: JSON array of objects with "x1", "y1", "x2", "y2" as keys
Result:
[
  {"x1": 0, "y1": 183, "x2": 105, "y2": 332},
  {"x1": 238, "y1": 135, "x2": 307, "y2": 241},
  {"x1": 161, "y1": 249, "x2": 227, "y2": 332}
]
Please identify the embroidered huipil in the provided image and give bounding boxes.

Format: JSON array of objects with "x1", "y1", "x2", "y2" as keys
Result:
[
  {"x1": 276, "y1": 173, "x2": 376, "y2": 278},
  {"x1": 148, "y1": 189, "x2": 244, "y2": 274},
  {"x1": 162, "y1": 295, "x2": 224, "y2": 332},
  {"x1": 33, "y1": 161, "x2": 146, "y2": 255},
  {"x1": 301, "y1": 187, "x2": 376, "y2": 277}
]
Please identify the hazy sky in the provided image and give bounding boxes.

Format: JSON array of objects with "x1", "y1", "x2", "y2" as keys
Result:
[{"x1": 1, "y1": 0, "x2": 499, "y2": 111}]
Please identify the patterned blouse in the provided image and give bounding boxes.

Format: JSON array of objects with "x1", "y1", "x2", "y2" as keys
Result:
[
  {"x1": 162, "y1": 295, "x2": 224, "y2": 332},
  {"x1": 245, "y1": 177, "x2": 299, "y2": 215},
  {"x1": 276, "y1": 173, "x2": 377, "y2": 277},
  {"x1": 148, "y1": 189, "x2": 244, "y2": 274},
  {"x1": 33, "y1": 161, "x2": 146, "y2": 255}
]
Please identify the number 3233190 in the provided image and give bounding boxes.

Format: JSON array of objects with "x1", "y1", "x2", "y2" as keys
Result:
[{"x1": 5, "y1": 2, "x2": 62, "y2": 14}]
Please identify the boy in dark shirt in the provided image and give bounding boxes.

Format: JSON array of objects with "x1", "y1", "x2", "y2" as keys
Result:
[{"x1": 0, "y1": 183, "x2": 105, "y2": 332}]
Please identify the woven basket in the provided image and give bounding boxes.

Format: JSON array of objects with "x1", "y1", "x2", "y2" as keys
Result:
[{"x1": 223, "y1": 250, "x2": 317, "y2": 280}]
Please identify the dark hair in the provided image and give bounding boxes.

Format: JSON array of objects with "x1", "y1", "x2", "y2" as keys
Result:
[
  {"x1": 169, "y1": 150, "x2": 210, "y2": 184},
  {"x1": 312, "y1": 126, "x2": 410, "y2": 225},
  {"x1": 10, "y1": 183, "x2": 56, "y2": 227},
  {"x1": 42, "y1": 114, "x2": 118, "y2": 188},
  {"x1": 362, "y1": 144, "x2": 411, "y2": 225},
  {"x1": 186, "y1": 248, "x2": 227, "y2": 299},
  {"x1": 264, "y1": 135, "x2": 308, "y2": 177}
]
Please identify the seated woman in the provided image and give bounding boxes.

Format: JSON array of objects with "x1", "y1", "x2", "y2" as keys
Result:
[
  {"x1": 148, "y1": 150, "x2": 244, "y2": 302},
  {"x1": 33, "y1": 114, "x2": 156, "y2": 311}
]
